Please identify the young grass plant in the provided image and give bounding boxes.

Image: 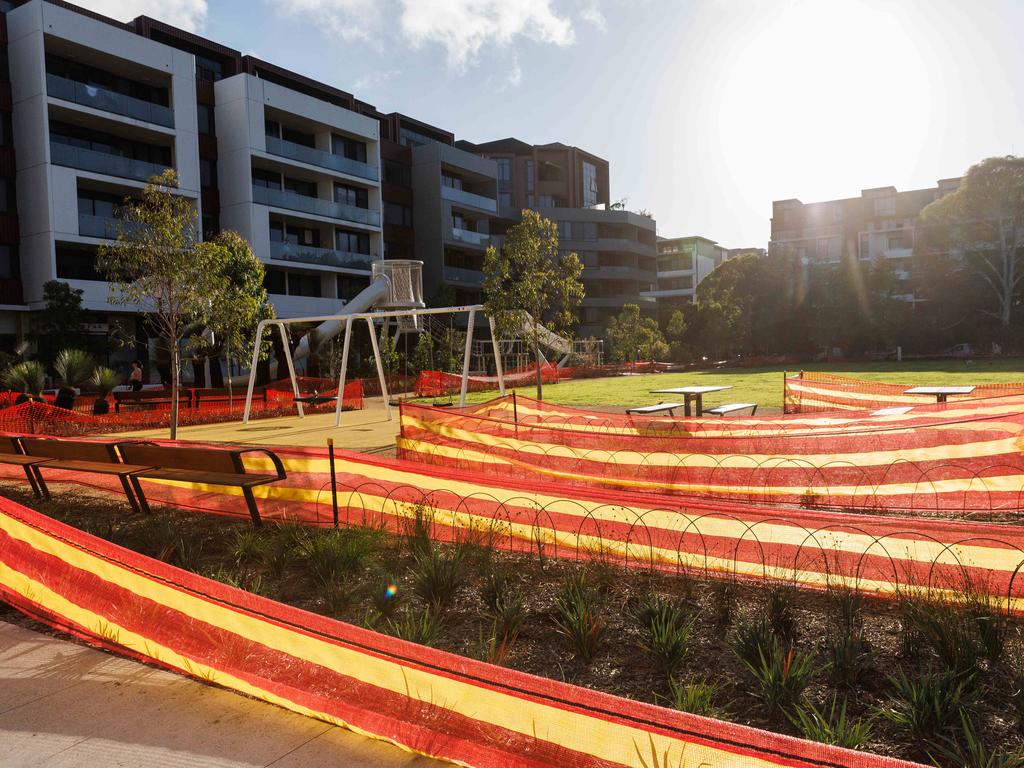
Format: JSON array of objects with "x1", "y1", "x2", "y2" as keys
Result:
[
  {"x1": 662, "y1": 679, "x2": 728, "y2": 719},
  {"x1": 736, "y1": 638, "x2": 819, "y2": 718},
  {"x1": 880, "y1": 669, "x2": 976, "y2": 743},
  {"x1": 788, "y1": 694, "x2": 874, "y2": 748},
  {"x1": 927, "y1": 712, "x2": 1024, "y2": 768},
  {"x1": 410, "y1": 544, "x2": 466, "y2": 611},
  {"x1": 639, "y1": 595, "x2": 695, "y2": 678},
  {"x1": 300, "y1": 527, "x2": 381, "y2": 587},
  {"x1": 825, "y1": 627, "x2": 872, "y2": 688},
  {"x1": 388, "y1": 607, "x2": 444, "y2": 647},
  {"x1": 552, "y1": 570, "x2": 605, "y2": 662},
  {"x1": 904, "y1": 597, "x2": 981, "y2": 676}
]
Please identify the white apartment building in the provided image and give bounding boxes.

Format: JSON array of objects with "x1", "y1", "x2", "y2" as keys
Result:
[
  {"x1": 642, "y1": 235, "x2": 718, "y2": 305},
  {"x1": 215, "y1": 73, "x2": 382, "y2": 318}
]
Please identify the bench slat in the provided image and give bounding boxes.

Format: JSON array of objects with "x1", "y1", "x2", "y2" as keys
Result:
[
  {"x1": 626, "y1": 403, "x2": 686, "y2": 415},
  {"x1": 705, "y1": 403, "x2": 758, "y2": 416}
]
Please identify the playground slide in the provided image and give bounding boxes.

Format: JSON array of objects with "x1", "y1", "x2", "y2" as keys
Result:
[
  {"x1": 292, "y1": 275, "x2": 392, "y2": 364},
  {"x1": 519, "y1": 312, "x2": 573, "y2": 367}
]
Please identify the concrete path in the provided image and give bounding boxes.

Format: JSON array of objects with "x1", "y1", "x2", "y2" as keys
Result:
[{"x1": 0, "y1": 620, "x2": 444, "y2": 768}]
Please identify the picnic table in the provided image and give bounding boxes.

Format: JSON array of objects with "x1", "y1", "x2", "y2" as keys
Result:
[
  {"x1": 903, "y1": 386, "x2": 976, "y2": 404},
  {"x1": 649, "y1": 385, "x2": 732, "y2": 417}
]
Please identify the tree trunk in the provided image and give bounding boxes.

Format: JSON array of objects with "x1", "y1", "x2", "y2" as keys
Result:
[
  {"x1": 226, "y1": 340, "x2": 233, "y2": 407},
  {"x1": 170, "y1": 341, "x2": 179, "y2": 440},
  {"x1": 534, "y1": 338, "x2": 543, "y2": 401}
]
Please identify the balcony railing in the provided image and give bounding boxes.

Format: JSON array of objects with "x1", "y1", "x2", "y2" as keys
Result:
[
  {"x1": 47, "y1": 74, "x2": 174, "y2": 128},
  {"x1": 264, "y1": 135, "x2": 378, "y2": 182},
  {"x1": 441, "y1": 185, "x2": 497, "y2": 213},
  {"x1": 442, "y1": 266, "x2": 484, "y2": 286},
  {"x1": 450, "y1": 227, "x2": 489, "y2": 247},
  {"x1": 583, "y1": 295, "x2": 657, "y2": 307},
  {"x1": 252, "y1": 185, "x2": 381, "y2": 227},
  {"x1": 269, "y1": 241, "x2": 377, "y2": 271},
  {"x1": 51, "y1": 142, "x2": 170, "y2": 182}
]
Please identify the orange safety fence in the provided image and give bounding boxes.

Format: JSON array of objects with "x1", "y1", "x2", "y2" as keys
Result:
[
  {"x1": 0, "y1": 495, "x2": 926, "y2": 768},
  {"x1": 784, "y1": 371, "x2": 1024, "y2": 414},
  {"x1": 397, "y1": 394, "x2": 1024, "y2": 514},
  {"x1": 2, "y1": 439, "x2": 1023, "y2": 611},
  {"x1": 0, "y1": 379, "x2": 364, "y2": 436}
]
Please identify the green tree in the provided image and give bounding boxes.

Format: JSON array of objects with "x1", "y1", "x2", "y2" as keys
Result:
[
  {"x1": 605, "y1": 304, "x2": 668, "y2": 363},
  {"x1": 202, "y1": 230, "x2": 273, "y2": 400},
  {"x1": 97, "y1": 169, "x2": 231, "y2": 438},
  {"x1": 483, "y1": 210, "x2": 584, "y2": 399},
  {"x1": 918, "y1": 156, "x2": 1024, "y2": 334},
  {"x1": 378, "y1": 322, "x2": 399, "y2": 375},
  {"x1": 30, "y1": 281, "x2": 87, "y2": 368},
  {"x1": 665, "y1": 309, "x2": 689, "y2": 362},
  {"x1": 411, "y1": 331, "x2": 435, "y2": 374}
]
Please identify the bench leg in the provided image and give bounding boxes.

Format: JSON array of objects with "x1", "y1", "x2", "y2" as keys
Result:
[
  {"x1": 129, "y1": 476, "x2": 152, "y2": 515},
  {"x1": 22, "y1": 465, "x2": 42, "y2": 499},
  {"x1": 32, "y1": 468, "x2": 51, "y2": 501},
  {"x1": 751, "y1": 405, "x2": 758, "y2": 416},
  {"x1": 118, "y1": 475, "x2": 143, "y2": 515},
  {"x1": 241, "y1": 487, "x2": 262, "y2": 528}
]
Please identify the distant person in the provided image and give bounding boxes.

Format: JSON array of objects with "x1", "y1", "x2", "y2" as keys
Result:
[{"x1": 129, "y1": 360, "x2": 144, "y2": 392}]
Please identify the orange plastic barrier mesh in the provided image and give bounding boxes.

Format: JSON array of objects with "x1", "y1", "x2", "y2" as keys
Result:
[
  {"x1": 2, "y1": 439, "x2": 1023, "y2": 611},
  {"x1": 397, "y1": 394, "x2": 1024, "y2": 514},
  {"x1": 0, "y1": 496, "x2": 927, "y2": 768},
  {"x1": 784, "y1": 371, "x2": 1024, "y2": 414}
]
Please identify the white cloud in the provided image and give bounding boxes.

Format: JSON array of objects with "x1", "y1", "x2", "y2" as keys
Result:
[
  {"x1": 72, "y1": 0, "x2": 207, "y2": 32},
  {"x1": 273, "y1": 0, "x2": 382, "y2": 43},
  {"x1": 579, "y1": 1, "x2": 606, "y2": 31}
]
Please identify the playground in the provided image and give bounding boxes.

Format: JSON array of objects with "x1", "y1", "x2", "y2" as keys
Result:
[{"x1": 4, "y1": 261, "x2": 1024, "y2": 767}]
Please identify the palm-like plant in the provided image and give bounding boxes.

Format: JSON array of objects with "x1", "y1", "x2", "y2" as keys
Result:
[
  {"x1": 90, "y1": 366, "x2": 121, "y2": 415},
  {"x1": 54, "y1": 349, "x2": 95, "y2": 387},
  {"x1": 2, "y1": 360, "x2": 45, "y2": 399}
]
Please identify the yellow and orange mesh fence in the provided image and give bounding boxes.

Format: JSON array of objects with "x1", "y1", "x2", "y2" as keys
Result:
[
  {"x1": 0, "y1": 379, "x2": 364, "y2": 436},
  {"x1": 3, "y1": 439, "x2": 1023, "y2": 610},
  {"x1": 396, "y1": 394, "x2": 1024, "y2": 515},
  {"x1": 0, "y1": 495, "x2": 927, "y2": 768},
  {"x1": 784, "y1": 371, "x2": 1024, "y2": 414}
]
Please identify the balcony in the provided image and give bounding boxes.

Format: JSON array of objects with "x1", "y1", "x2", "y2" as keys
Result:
[
  {"x1": 582, "y1": 295, "x2": 657, "y2": 308},
  {"x1": 883, "y1": 247, "x2": 913, "y2": 259},
  {"x1": 441, "y1": 185, "x2": 497, "y2": 214},
  {"x1": 585, "y1": 265, "x2": 656, "y2": 281},
  {"x1": 269, "y1": 241, "x2": 377, "y2": 271},
  {"x1": 640, "y1": 288, "x2": 694, "y2": 299},
  {"x1": 597, "y1": 237, "x2": 654, "y2": 256},
  {"x1": 264, "y1": 136, "x2": 378, "y2": 182},
  {"x1": 442, "y1": 266, "x2": 484, "y2": 287},
  {"x1": 47, "y1": 74, "x2": 174, "y2": 128},
  {"x1": 449, "y1": 228, "x2": 489, "y2": 247},
  {"x1": 51, "y1": 142, "x2": 170, "y2": 183},
  {"x1": 252, "y1": 185, "x2": 381, "y2": 227},
  {"x1": 78, "y1": 213, "x2": 120, "y2": 239}
]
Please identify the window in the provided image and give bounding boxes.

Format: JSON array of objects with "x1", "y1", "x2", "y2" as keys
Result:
[
  {"x1": 384, "y1": 203, "x2": 413, "y2": 227},
  {"x1": 332, "y1": 135, "x2": 366, "y2": 163},
  {"x1": 338, "y1": 275, "x2": 370, "y2": 299},
  {"x1": 45, "y1": 53, "x2": 170, "y2": 106},
  {"x1": 284, "y1": 177, "x2": 317, "y2": 198},
  {"x1": 287, "y1": 272, "x2": 321, "y2": 297},
  {"x1": 817, "y1": 238, "x2": 832, "y2": 262},
  {"x1": 49, "y1": 121, "x2": 172, "y2": 167},
  {"x1": 269, "y1": 220, "x2": 284, "y2": 243},
  {"x1": 289, "y1": 226, "x2": 320, "y2": 247},
  {"x1": 441, "y1": 174, "x2": 464, "y2": 190},
  {"x1": 582, "y1": 161, "x2": 599, "y2": 207},
  {"x1": 0, "y1": 179, "x2": 14, "y2": 213},
  {"x1": 56, "y1": 244, "x2": 102, "y2": 281},
  {"x1": 77, "y1": 188, "x2": 121, "y2": 218},
  {"x1": 281, "y1": 125, "x2": 314, "y2": 148},
  {"x1": 201, "y1": 213, "x2": 218, "y2": 240},
  {"x1": 333, "y1": 183, "x2": 368, "y2": 208},
  {"x1": 195, "y1": 55, "x2": 223, "y2": 82},
  {"x1": 498, "y1": 192, "x2": 512, "y2": 208},
  {"x1": 399, "y1": 127, "x2": 434, "y2": 148},
  {"x1": 264, "y1": 119, "x2": 281, "y2": 139},
  {"x1": 874, "y1": 196, "x2": 896, "y2": 216},
  {"x1": 0, "y1": 112, "x2": 13, "y2": 147},
  {"x1": 383, "y1": 159, "x2": 411, "y2": 186},
  {"x1": 858, "y1": 233, "x2": 871, "y2": 260},
  {"x1": 0, "y1": 246, "x2": 18, "y2": 279},
  {"x1": 335, "y1": 229, "x2": 370, "y2": 254},
  {"x1": 887, "y1": 232, "x2": 911, "y2": 250},
  {"x1": 495, "y1": 158, "x2": 511, "y2": 184},
  {"x1": 537, "y1": 195, "x2": 554, "y2": 208},
  {"x1": 252, "y1": 168, "x2": 281, "y2": 190},
  {"x1": 264, "y1": 269, "x2": 286, "y2": 294},
  {"x1": 538, "y1": 161, "x2": 562, "y2": 182},
  {"x1": 525, "y1": 159, "x2": 534, "y2": 193},
  {"x1": 200, "y1": 159, "x2": 217, "y2": 187},
  {"x1": 197, "y1": 105, "x2": 215, "y2": 135}
]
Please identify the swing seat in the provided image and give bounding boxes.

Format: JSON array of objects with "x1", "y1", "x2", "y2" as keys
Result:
[{"x1": 294, "y1": 394, "x2": 338, "y2": 406}]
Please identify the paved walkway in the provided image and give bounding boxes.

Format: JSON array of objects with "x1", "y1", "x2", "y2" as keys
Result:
[{"x1": 0, "y1": 620, "x2": 443, "y2": 768}]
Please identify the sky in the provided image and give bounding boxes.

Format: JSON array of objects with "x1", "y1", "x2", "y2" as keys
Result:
[{"x1": 75, "y1": 0, "x2": 1024, "y2": 248}]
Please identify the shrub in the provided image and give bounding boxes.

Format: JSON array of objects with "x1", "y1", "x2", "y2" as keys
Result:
[
  {"x1": 230, "y1": 528, "x2": 268, "y2": 565},
  {"x1": 904, "y1": 598, "x2": 980, "y2": 676},
  {"x1": 480, "y1": 568, "x2": 512, "y2": 613},
  {"x1": 639, "y1": 596, "x2": 695, "y2": 678},
  {"x1": 825, "y1": 627, "x2": 872, "y2": 688},
  {"x1": 300, "y1": 527, "x2": 380, "y2": 587},
  {"x1": 738, "y1": 640, "x2": 819, "y2": 717},
  {"x1": 766, "y1": 584, "x2": 798, "y2": 643},
  {"x1": 827, "y1": 586, "x2": 864, "y2": 632},
  {"x1": 472, "y1": 620, "x2": 515, "y2": 665},
  {"x1": 370, "y1": 575, "x2": 404, "y2": 620},
  {"x1": 789, "y1": 695, "x2": 874, "y2": 748},
  {"x1": 552, "y1": 571, "x2": 605, "y2": 662},
  {"x1": 731, "y1": 617, "x2": 775, "y2": 670},
  {"x1": 54, "y1": 348, "x2": 95, "y2": 387},
  {"x1": 2, "y1": 360, "x2": 45, "y2": 397},
  {"x1": 711, "y1": 579, "x2": 738, "y2": 626},
  {"x1": 662, "y1": 679, "x2": 728, "y2": 719},
  {"x1": 880, "y1": 669, "x2": 976, "y2": 742},
  {"x1": 410, "y1": 544, "x2": 466, "y2": 611},
  {"x1": 388, "y1": 607, "x2": 443, "y2": 646},
  {"x1": 968, "y1": 596, "x2": 1008, "y2": 666}
]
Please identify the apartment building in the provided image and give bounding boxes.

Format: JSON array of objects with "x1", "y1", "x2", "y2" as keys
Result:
[
  {"x1": 723, "y1": 246, "x2": 766, "y2": 264},
  {"x1": 642, "y1": 236, "x2": 719, "y2": 306},
  {"x1": 769, "y1": 180, "x2": 961, "y2": 297}
]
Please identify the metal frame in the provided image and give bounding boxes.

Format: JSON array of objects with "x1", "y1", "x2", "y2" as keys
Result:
[{"x1": 243, "y1": 304, "x2": 505, "y2": 426}]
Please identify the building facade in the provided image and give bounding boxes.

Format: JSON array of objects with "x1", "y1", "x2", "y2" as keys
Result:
[
  {"x1": 0, "y1": 0, "x2": 665, "y2": 359},
  {"x1": 643, "y1": 236, "x2": 719, "y2": 305},
  {"x1": 769, "y1": 179, "x2": 961, "y2": 299}
]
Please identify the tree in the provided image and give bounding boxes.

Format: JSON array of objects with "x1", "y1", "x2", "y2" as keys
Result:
[
  {"x1": 605, "y1": 304, "x2": 668, "y2": 363},
  {"x1": 411, "y1": 331, "x2": 434, "y2": 374},
  {"x1": 483, "y1": 210, "x2": 584, "y2": 399},
  {"x1": 918, "y1": 156, "x2": 1024, "y2": 334},
  {"x1": 378, "y1": 322, "x2": 400, "y2": 375},
  {"x1": 202, "y1": 230, "x2": 273, "y2": 401},
  {"x1": 97, "y1": 169, "x2": 231, "y2": 438},
  {"x1": 30, "y1": 281, "x2": 86, "y2": 368}
]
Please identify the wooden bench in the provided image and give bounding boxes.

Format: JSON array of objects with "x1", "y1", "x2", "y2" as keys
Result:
[
  {"x1": 705, "y1": 403, "x2": 758, "y2": 416},
  {"x1": 20, "y1": 437, "x2": 155, "y2": 514},
  {"x1": 0, "y1": 436, "x2": 54, "y2": 498},
  {"x1": 116, "y1": 443, "x2": 286, "y2": 526},
  {"x1": 113, "y1": 389, "x2": 193, "y2": 414},
  {"x1": 626, "y1": 402, "x2": 687, "y2": 417},
  {"x1": 192, "y1": 387, "x2": 265, "y2": 409}
]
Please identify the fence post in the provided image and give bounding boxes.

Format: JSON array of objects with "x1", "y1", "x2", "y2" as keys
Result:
[{"x1": 328, "y1": 437, "x2": 339, "y2": 528}]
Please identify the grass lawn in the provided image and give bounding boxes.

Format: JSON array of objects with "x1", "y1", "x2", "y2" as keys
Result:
[{"x1": 420, "y1": 357, "x2": 1024, "y2": 411}]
